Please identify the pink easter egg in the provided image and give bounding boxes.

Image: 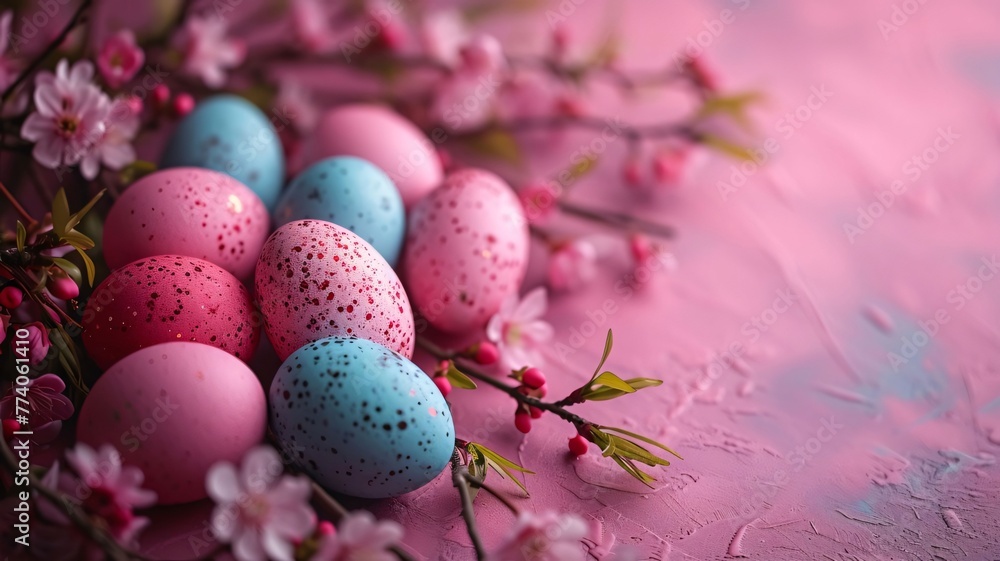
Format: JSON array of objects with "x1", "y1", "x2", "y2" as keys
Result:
[
  {"x1": 76, "y1": 342, "x2": 266, "y2": 505},
  {"x1": 82, "y1": 255, "x2": 261, "y2": 370},
  {"x1": 103, "y1": 168, "x2": 270, "y2": 280},
  {"x1": 254, "y1": 219, "x2": 415, "y2": 360},
  {"x1": 403, "y1": 168, "x2": 529, "y2": 332},
  {"x1": 299, "y1": 104, "x2": 442, "y2": 208}
]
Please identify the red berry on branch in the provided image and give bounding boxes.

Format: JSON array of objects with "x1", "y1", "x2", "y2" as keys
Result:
[
  {"x1": 529, "y1": 406, "x2": 543, "y2": 419},
  {"x1": 48, "y1": 276, "x2": 79, "y2": 301},
  {"x1": 433, "y1": 377, "x2": 452, "y2": 398},
  {"x1": 568, "y1": 434, "x2": 589, "y2": 456},
  {"x1": 317, "y1": 520, "x2": 336, "y2": 536},
  {"x1": 152, "y1": 84, "x2": 171, "y2": 108},
  {"x1": 173, "y1": 93, "x2": 195, "y2": 117},
  {"x1": 0, "y1": 286, "x2": 23, "y2": 309},
  {"x1": 521, "y1": 367, "x2": 546, "y2": 389},
  {"x1": 534, "y1": 383, "x2": 548, "y2": 399},
  {"x1": 472, "y1": 341, "x2": 499, "y2": 365},
  {"x1": 514, "y1": 411, "x2": 532, "y2": 433}
]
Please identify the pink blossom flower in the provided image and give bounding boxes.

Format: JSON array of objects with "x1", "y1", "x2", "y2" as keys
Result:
[
  {"x1": 0, "y1": 11, "x2": 18, "y2": 91},
  {"x1": 420, "y1": 10, "x2": 468, "y2": 67},
  {"x1": 498, "y1": 72, "x2": 555, "y2": 122},
  {"x1": 22, "y1": 322, "x2": 51, "y2": 365},
  {"x1": 173, "y1": 16, "x2": 245, "y2": 88},
  {"x1": 206, "y1": 446, "x2": 315, "y2": 561},
  {"x1": 458, "y1": 34, "x2": 506, "y2": 76},
  {"x1": 65, "y1": 443, "x2": 157, "y2": 538},
  {"x1": 275, "y1": 81, "x2": 319, "y2": 133},
  {"x1": 313, "y1": 510, "x2": 404, "y2": 561},
  {"x1": 518, "y1": 181, "x2": 560, "y2": 224},
  {"x1": 489, "y1": 511, "x2": 589, "y2": 561},
  {"x1": 547, "y1": 240, "x2": 598, "y2": 293},
  {"x1": 0, "y1": 373, "x2": 74, "y2": 443},
  {"x1": 97, "y1": 30, "x2": 144, "y2": 89},
  {"x1": 79, "y1": 97, "x2": 139, "y2": 178},
  {"x1": 20, "y1": 60, "x2": 111, "y2": 177},
  {"x1": 430, "y1": 73, "x2": 498, "y2": 133},
  {"x1": 291, "y1": 0, "x2": 334, "y2": 53},
  {"x1": 0, "y1": 313, "x2": 8, "y2": 349},
  {"x1": 486, "y1": 287, "x2": 554, "y2": 371}
]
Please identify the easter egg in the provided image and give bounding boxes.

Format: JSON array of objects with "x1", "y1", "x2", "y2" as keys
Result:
[
  {"x1": 254, "y1": 220, "x2": 415, "y2": 360},
  {"x1": 275, "y1": 156, "x2": 405, "y2": 266},
  {"x1": 77, "y1": 342, "x2": 266, "y2": 505},
  {"x1": 160, "y1": 95, "x2": 285, "y2": 209},
  {"x1": 403, "y1": 169, "x2": 529, "y2": 332},
  {"x1": 269, "y1": 336, "x2": 453, "y2": 498},
  {"x1": 103, "y1": 168, "x2": 270, "y2": 280},
  {"x1": 299, "y1": 104, "x2": 442, "y2": 208},
  {"x1": 82, "y1": 255, "x2": 260, "y2": 370}
]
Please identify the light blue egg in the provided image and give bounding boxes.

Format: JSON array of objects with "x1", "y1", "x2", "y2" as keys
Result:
[
  {"x1": 160, "y1": 95, "x2": 285, "y2": 209},
  {"x1": 275, "y1": 157, "x2": 405, "y2": 266},
  {"x1": 269, "y1": 336, "x2": 453, "y2": 498}
]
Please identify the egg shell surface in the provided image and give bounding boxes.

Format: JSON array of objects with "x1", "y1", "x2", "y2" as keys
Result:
[
  {"x1": 76, "y1": 342, "x2": 267, "y2": 505},
  {"x1": 275, "y1": 156, "x2": 405, "y2": 266},
  {"x1": 82, "y1": 255, "x2": 260, "y2": 370},
  {"x1": 160, "y1": 94, "x2": 285, "y2": 209},
  {"x1": 403, "y1": 168, "x2": 529, "y2": 332},
  {"x1": 298, "y1": 104, "x2": 442, "y2": 208},
  {"x1": 269, "y1": 336, "x2": 453, "y2": 498},
  {"x1": 254, "y1": 219, "x2": 415, "y2": 360},
  {"x1": 102, "y1": 167, "x2": 270, "y2": 280}
]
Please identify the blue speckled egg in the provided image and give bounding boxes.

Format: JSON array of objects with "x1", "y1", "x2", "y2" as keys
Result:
[
  {"x1": 269, "y1": 336, "x2": 453, "y2": 498},
  {"x1": 160, "y1": 95, "x2": 285, "y2": 209},
  {"x1": 274, "y1": 157, "x2": 405, "y2": 266}
]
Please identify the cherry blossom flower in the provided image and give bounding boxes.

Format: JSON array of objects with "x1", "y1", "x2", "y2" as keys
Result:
[
  {"x1": 518, "y1": 181, "x2": 560, "y2": 224},
  {"x1": 420, "y1": 10, "x2": 468, "y2": 67},
  {"x1": 547, "y1": 239, "x2": 598, "y2": 293},
  {"x1": 459, "y1": 34, "x2": 506, "y2": 76},
  {"x1": 173, "y1": 16, "x2": 246, "y2": 88},
  {"x1": 291, "y1": 0, "x2": 334, "y2": 53},
  {"x1": 79, "y1": 97, "x2": 139, "y2": 178},
  {"x1": 65, "y1": 443, "x2": 158, "y2": 537},
  {"x1": 0, "y1": 373, "x2": 74, "y2": 444},
  {"x1": 206, "y1": 446, "x2": 315, "y2": 561},
  {"x1": 22, "y1": 322, "x2": 51, "y2": 365},
  {"x1": 489, "y1": 511, "x2": 589, "y2": 561},
  {"x1": 486, "y1": 287, "x2": 554, "y2": 370},
  {"x1": 20, "y1": 60, "x2": 111, "y2": 177},
  {"x1": 276, "y1": 81, "x2": 319, "y2": 133},
  {"x1": 0, "y1": 10, "x2": 18, "y2": 91},
  {"x1": 96, "y1": 30, "x2": 144, "y2": 89},
  {"x1": 313, "y1": 510, "x2": 404, "y2": 561}
]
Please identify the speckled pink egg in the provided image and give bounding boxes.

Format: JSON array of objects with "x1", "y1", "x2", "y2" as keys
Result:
[
  {"x1": 82, "y1": 255, "x2": 261, "y2": 370},
  {"x1": 254, "y1": 219, "x2": 415, "y2": 360},
  {"x1": 76, "y1": 342, "x2": 266, "y2": 505},
  {"x1": 298, "y1": 104, "x2": 442, "y2": 208},
  {"x1": 103, "y1": 168, "x2": 270, "y2": 280},
  {"x1": 403, "y1": 169, "x2": 529, "y2": 332}
]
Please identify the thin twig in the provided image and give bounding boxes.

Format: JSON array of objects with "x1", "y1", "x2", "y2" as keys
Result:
[
  {"x1": 452, "y1": 449, "x2": 488, "y2": 561},
  {"x1": 0, "y1": 438, "x2": 146, "y2": 560},
  {"x1": 463, "y1": 473, "x2": 520, "y2": 514},
  {"x1": 558, "y1": 200, "x2": 676, "y2": 239},
  {"x1": 0, "y1": 180, "x2": 37, "y2": 226}
]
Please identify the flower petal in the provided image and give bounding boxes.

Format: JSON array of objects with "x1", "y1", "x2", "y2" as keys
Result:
[
  {"x1": 260, "y1": 528, "x2": 295, "y2": 561},
  {"x1": 233, "y1": 527, "x2": 267, "y2": 561},
  {"x1": 206, "y1": 462, "x2": 242, "y2": 503},
  {"x1": 240, "y1": 446, "x2": 282, "y2": 492},
  {"x1": 513, "y1": 287, "x2": 548, "y2": 322}
]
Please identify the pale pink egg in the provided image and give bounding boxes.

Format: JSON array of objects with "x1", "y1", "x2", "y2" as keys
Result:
[
  {"x1": 403, "y1": 168, "x2": 529, "y2": 332},
  {"x1": 254, "y1": 220, "x2": 415, "y2": 360},
  {"x1": 82, "y1": 255, "x2": 261, "y2": 370},
  {"x1": 76, "y1": 342, "x2": 266, "y2": 505},
  {"x1": 103, "y1": 168, "x2": 270, "y2": 280},
  {"x1": 298, "y1": 104, "x2": 442, "y2": 208}
]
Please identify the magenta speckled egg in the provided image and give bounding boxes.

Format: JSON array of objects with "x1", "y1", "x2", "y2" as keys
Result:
[
  {"x1": 403, "y1": 169, "x2": 529, "y2": 332},
  {"x1": 298, "y1": 104, "x2": 442, "y2": 208},
  {"x1": 254, "y1": 220, "x2": 415, "y2": 360},
  {"x1": 76, "y1": 342, "x2": 266, "y2": 505},
  {"x1": 82, "y1": 255, "x2": 260, "y2": 370},
  {"x1": 103, "y1": 168, "x2": 270, "y2": 280}
]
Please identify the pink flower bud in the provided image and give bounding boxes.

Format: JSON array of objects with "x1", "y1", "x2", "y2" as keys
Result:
[
  {"x1": 23, "y1": 322, "x2": 51, "y2": 365},
  {"x1": 0, "y1": 286, "x2": 23, "y2": 309},
  {"x1": 433, "y1": 377, "x2": 452, "y2": 398},
  {"x1": 629, "y1": 234, "x2": 652, "y2": 265},
  {"x1": 568, "y1": 434, "x2": 589, "y2": 456},
  {"x1": 683, "y1": 55, "x2": 720, "y2": 93},
  {"x1": 471, "y1": 341, "x2": 499, "y2": 365},
  {"x1": 651, "y1": 149, "x2": 688, "y2": 187},
  {"x1": 152, "y1": 84, "x2": 171, "y2": 108},
  {"x1": 97, "y1": 30, "x2": 145, "y2": 89},
  {"x1": 547, "y1": 240, "x2": 598, "y2": 293},
  {"x1": 551, "y1": 25, "x2": 570, "y2": 61},
  {"x1": 317, "y1": 520, "x2": 336, "y2": 536},
  {"x1": 48, "y1": 276, "x2": 79, "y2": 301},
  {"x1": 518, "y1": 182, "x2": 560, "y2": 224},
  {"x1": 514, "y1": 411, "x2": 532, "y2": 433},
  {"x1": 2, "y1": 418, "x2": 19, "y2": 441},
  {"x1": 535, "y1": 383, "x2": 548, "y2": 398},
  {"x1": 125, "y1": 96, "x2": 143, "y2": 115},
  {"x1": 623, "y1": 158, "x2": 644, "y2": 188},
  {"x1": 521, "y1": 367, "x2": 546, "y2": 390},
  {"x1": 172, "y1": 93, "x2": 195, "y2": 117},
  {"x1": 459, "y1": 34, "x2": 505, "y2": 75},
  {"x1": 529, "y1": 406, "x2": 543, "y2": 419}
]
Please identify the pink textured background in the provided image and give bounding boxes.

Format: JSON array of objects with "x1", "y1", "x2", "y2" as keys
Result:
[{"x1": 134, "y1": 0, "x2": 1000, "y2": 559}]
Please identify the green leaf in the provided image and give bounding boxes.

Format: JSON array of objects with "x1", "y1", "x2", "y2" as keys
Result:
[
  {"x1": 699, "y1": 133, "x2": 755, "y2": 161},
  {"x1": 462, "y1": 129, "x2": 522, "y2": 166},
  {"x1": 566, "y1": 153, "x2": 600, "y2": 183},
  {"x1": 584, "y1": 378, "x2": 662, "y2": 401},
  {"x1": 60, "y1": 230, "x2": 96, "y2": 250},
  {"x1": 64, "y1": 189, "x2": 105, "y2": 233},
  {"x1": 610, "y1": 455, "x2": 656, "y2": 486},
  {"x1": 446, "y1": 364, "x2": 478, "y2": 390},
  {"x1": 76, "y1": 247, "x2": 96, "y2": 286},
  {"x1": 607, "y1": 435, "x2": 671, "y2": 467},
  {"x1": 466, "y1": 443, "x2": 533, "y2": 496},
  {"x1": 16, "y1": 221, "x2": 26, "y2": 253},
  {"x1": 696, "y1": 91, "x2": 763, "y2": 131},
  {"x1": 48, "y1": 258, "x2": 82, "y2": 287},
  {"x1": 590, "y1": 329, "x2": 614, "y2": 381},
  {"x1": 52, "y1": 189, "x2": 70, "y2": 236},
  {"x1": 599, "y1": 426, "x2": 683, "y2": 460},
  {"x1": 591, "y1": 372, "x2": 636, "y2": 393},
  {"x1": 119, "y1": 160, "x2": 158, "y2": 185}
]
